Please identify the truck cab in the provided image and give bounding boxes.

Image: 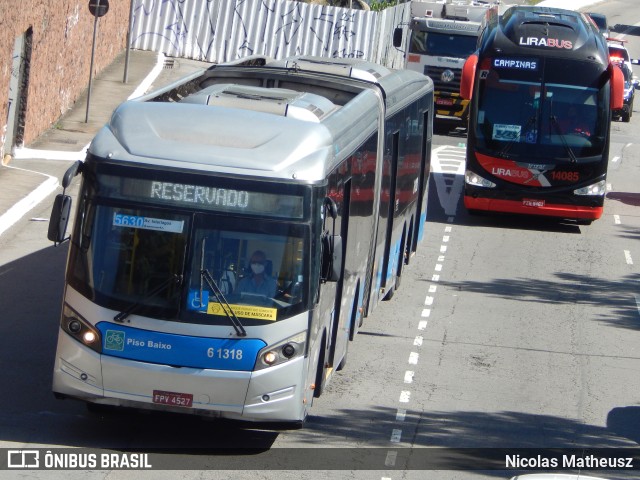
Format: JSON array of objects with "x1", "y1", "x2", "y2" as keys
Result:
[{"x1": 394, "y1": 0, "x2": 503, "y2": 127}]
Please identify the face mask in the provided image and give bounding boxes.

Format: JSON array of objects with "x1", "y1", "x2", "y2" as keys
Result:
[{"x1": 251, "y1": 263, "x2": 265, "y2": 275}]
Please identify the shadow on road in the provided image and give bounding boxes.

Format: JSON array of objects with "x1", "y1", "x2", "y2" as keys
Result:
[{"x1": 0, "y1": 244, "x2": 278, "y2": 451}]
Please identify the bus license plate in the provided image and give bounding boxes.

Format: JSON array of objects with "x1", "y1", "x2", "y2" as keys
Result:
[
  {"x1": 152, "y1": 390, "x2": 193, "y2": 407},
  {"x1": 523, "y1": 198, "x2": 544, "y2": 208},
  {"x1": 436, "y1": 98, "x2": 454, "y2": 106}
]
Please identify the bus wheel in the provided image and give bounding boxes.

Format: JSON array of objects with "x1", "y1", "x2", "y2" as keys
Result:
[
  {"x1": 383, "y1": 285, "x2": 395, "y2": 301},
  {"x1": 313, "y1": 336, "x2": 327, "y2": 398},
  {"x1": 338, "y1": 298, "x2": 358, "y2": 371},
  {"x1": 85, "y1": 402, "x2": 116, "y2": 416},
  {"x1": 268, "y1": 419, "x2": 306, "y2": 430},
  {"x1": 336, "y1": 345, "x2": 348, "y2": 371}
]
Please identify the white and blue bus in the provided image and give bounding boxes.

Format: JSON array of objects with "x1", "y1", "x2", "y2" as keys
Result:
[{"x1": 48, "y1": 56, "x2": 433, "y2": 425}]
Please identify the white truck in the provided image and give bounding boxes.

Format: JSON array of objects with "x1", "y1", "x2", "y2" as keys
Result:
[{"x1": 394, "y1": 0, "x2": 503, "y2": 126}]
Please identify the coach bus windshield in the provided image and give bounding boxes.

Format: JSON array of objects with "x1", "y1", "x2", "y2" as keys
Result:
[
  {"x1": 473, "y1": 57, "x2": 609, "y2": 162},
  {"x1": 66, "y1": 167, "x2": 310, "y2": 324}
]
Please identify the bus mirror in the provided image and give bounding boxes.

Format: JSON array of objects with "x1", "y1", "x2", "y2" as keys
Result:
[
  {"x1": 460, "y1": 54, "x2": 478, "y2": 100},
  {"x1": 609, "y1": 62, "x2": 624, "y2": 110},
  {"x1": 324, "y1": 197, "x2": 338, "y2": 220},
  {"x1": 393, "y1": 28, "x2": 403, "y2": 49},
  {"x1": 62, "y1": 160, "x2": 83, "y2": 189},
  {"x1": 47, "y1": 194, "x2": 72, "y2": 244},
  {"x1": 320, "y1": 233, "x2": 343, "y2": 283}
]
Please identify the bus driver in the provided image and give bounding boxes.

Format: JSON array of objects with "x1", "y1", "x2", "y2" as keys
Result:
[{"x1": 235, "y1": 250, "x2": 277, "y2": 298}]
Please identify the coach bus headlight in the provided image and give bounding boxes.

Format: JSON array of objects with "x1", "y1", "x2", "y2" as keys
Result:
[
  {"x1": 256, "y1": 332, "x2": 306, "y2": 370},
  {"x1": 465, "y1": 171, "x2": 496, "y2": 188},
  {"x1": 61, "y1": 304, "x2": 102, "y2": 354},
  {"x1": 574, "y1": 180, "x2": 606, "y2": 196}
]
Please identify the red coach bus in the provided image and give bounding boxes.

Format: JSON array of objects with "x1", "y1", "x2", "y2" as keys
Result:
[{"x1": 460, "y1": 6, "x2": 624, "y2": 224}]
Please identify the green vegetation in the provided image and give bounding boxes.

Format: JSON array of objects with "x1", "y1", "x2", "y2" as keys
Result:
[{"x1": 369, "y1": 0, "x2": 395, "y2": 11}]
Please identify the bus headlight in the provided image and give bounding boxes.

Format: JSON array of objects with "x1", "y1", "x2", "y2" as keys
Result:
[
  {"x1": 255, "y1": 332, "x2": 306, "y2": 370},
  {"x1": 574, "y1": 180, "x2": 606, "y2": 196},
  {"x1": 465, "y1": 170, "x2": 496, "y2": 188},
  {"x1": 61, "y1": 304, "x2": 102, "y2": 353}
]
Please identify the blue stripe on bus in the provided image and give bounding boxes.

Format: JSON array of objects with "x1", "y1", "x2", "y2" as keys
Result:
[
  {"x1": 418, "y1": 211, "x2": 427, "y2": 243},
  {"x1": 96, "y1": 322, "x2": 266, "y2": 371}
]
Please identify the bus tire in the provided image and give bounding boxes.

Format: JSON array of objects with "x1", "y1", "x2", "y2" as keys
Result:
[
  {"x1": 338, "y1": 298, "x2": 359, "y2": 371},
  {"x1": 85, "y1": 402, "x2": 116, "y2": 416},
  {"x1": 336, "y1": 348, "x2": 348, "y2": 371},
  {"x1": 313, "y1": 335, "x2": 327, "y2": 398},
  {"x1": 383, "y1": 285, "x2": 395, "y2": 301},
  {"x1": 268, "y1": 419, "x2": 305, "y2": 430}
]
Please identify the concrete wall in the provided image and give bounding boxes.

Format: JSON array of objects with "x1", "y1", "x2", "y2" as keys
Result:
[{"x1": 0, "y1": 1, "x2": 129, "y2": 152}]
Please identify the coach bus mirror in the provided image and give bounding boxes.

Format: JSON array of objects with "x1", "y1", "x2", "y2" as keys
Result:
[
  {"x1": 460, "y1": 54, "x2": 478, "y2": 100},
  {"x1": 393, "y1": 28, "x2": 403, "y2": 49},
  {"x1": 48, "y1": 194, "x2": 72, "y2": 244},
  {"x1": 62, "y1": 160, "x2": 83, "y2": 189},
  {"x1": 609, "y1": 62, "x2": 624, "y2": 110}
]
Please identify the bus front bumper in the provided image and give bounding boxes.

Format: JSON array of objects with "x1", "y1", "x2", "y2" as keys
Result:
[
  {"x1": 464, "y1": 194, "x2": 603, "y2": 220},
  {"x1": 52, "y1": 329, "x2": 308, "y2": 423}
]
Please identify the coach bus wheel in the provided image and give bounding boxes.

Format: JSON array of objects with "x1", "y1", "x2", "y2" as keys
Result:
[
  {"x1": 467, "y1": 209, "x2": 484, "y2": 216},
  {"x1": 576, "y1": 219, "x2": 593, "y2": 226}
]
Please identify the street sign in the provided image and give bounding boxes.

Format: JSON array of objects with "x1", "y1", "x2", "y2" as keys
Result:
[{"x1": 88, "y1": 0, "x2": 109, "y2": 17}]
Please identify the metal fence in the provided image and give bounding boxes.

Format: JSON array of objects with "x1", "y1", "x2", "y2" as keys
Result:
[{"x1": 130, "y1": 0, "x2": 410, "y2": 67}]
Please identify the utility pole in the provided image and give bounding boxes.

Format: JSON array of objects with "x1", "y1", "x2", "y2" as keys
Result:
[
  {"x1": 123, "y1": 0, "x2": 134, "y2": 83},
  {"x1": 86, "y1": 0, "x2": 110, "y2": 123}
]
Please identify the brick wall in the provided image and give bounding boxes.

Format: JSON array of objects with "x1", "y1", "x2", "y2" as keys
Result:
[{"x1": 0, "y1": 1, "x2": 129, "y2": 151}]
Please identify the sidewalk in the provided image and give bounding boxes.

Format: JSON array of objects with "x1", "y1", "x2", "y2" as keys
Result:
[{"x1": 0, "y1": 49, "x2": 211, "y2": 237}]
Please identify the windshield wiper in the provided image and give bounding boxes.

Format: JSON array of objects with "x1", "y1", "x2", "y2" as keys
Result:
[
  {"x1": 201, "y1": 269, "x2": 247, "y2": 337},
  {"x1": 549, "y1": 115, "x2": 578, "y2": 163},
  {"x1": 114, "y1": 274, "x2": 182, "y2": 323}
]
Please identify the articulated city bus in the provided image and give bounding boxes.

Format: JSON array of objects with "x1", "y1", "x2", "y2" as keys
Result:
[
  {"x1": 47, "y1": 56, "x2": 433, "y2": 425},
  {"x1": 460, "y1": 6, "x2": 624, "y2": 224}
]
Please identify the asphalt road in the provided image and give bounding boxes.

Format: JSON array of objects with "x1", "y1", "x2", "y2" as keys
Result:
[{"x1": 1, "y1": 1, "x2": 640, "y2": 479}]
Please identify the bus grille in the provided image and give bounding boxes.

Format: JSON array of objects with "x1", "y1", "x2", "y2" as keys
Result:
[{"x1": 423, "y1": 66, "x2": 462, "y2": 94}]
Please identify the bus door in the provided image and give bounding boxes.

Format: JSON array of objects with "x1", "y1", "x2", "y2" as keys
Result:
[{"x1": 328, "y1": 178, "x2": 352, "y2": 369}]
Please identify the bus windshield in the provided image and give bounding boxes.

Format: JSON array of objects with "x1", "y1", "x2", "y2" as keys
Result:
[
  {"x1": 183, "y1": 214, "x2": 309, "y2": 324},
  {"x1": 473, "y1": 57, "x2": 609, "y2": 162},
  {"x1": 67, "y1": 169, "x2": 310, "y2": 324},
  {"x1": 410, "y1": 31, "x2": 478, "y2": 58}
]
